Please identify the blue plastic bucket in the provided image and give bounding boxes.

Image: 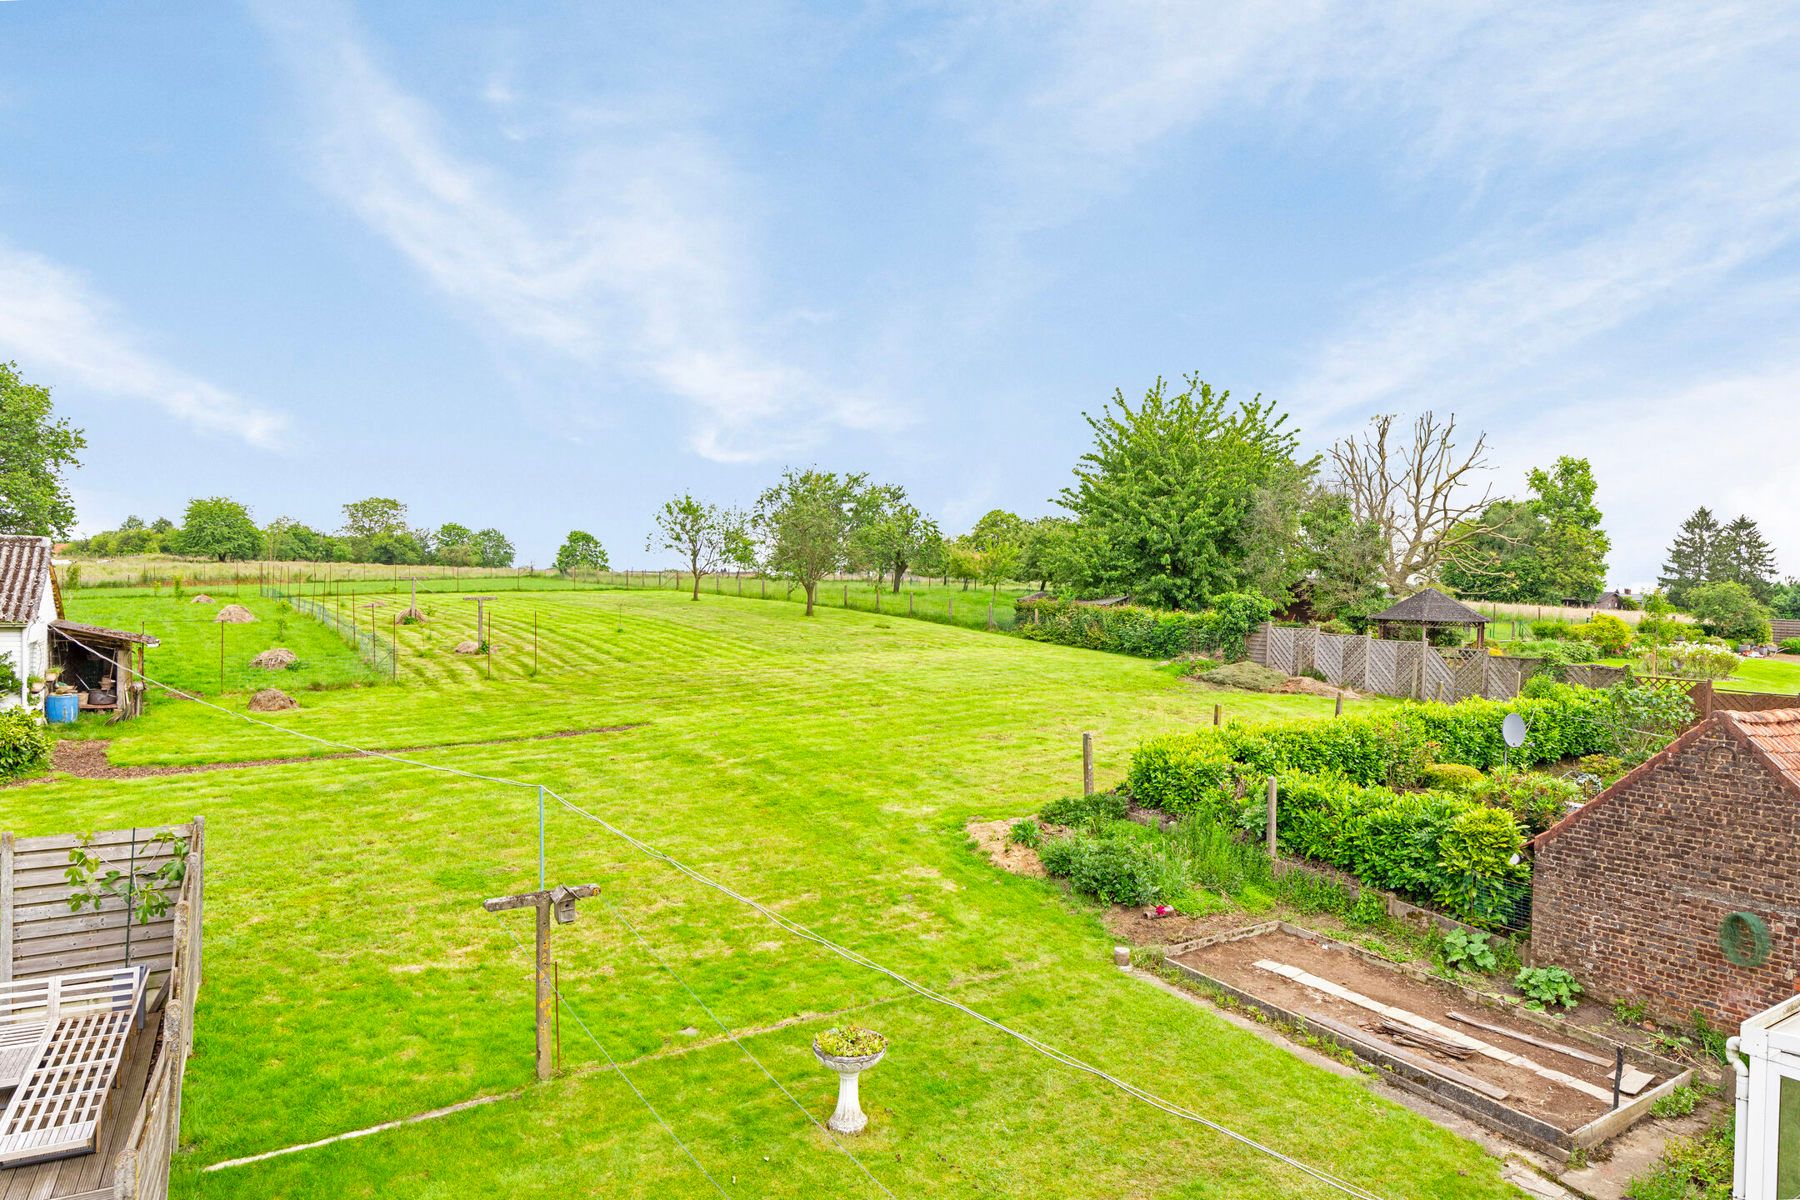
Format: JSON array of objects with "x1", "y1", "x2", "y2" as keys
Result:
[{"x1": 44, "y1": 693, "x2": 80, "y2": 724}]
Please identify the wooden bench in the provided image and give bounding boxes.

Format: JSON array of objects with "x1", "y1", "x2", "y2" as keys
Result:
[{"x1": 0, "y1": 966, "x2": 148, "y2": 1167}]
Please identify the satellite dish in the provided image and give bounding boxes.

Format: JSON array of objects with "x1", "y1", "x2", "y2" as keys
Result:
[{"x1": 1502, "y1": 713, "x2": 1528, "y2": 749}]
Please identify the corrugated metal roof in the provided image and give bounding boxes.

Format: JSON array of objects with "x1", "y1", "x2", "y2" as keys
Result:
[{"x1": 0, "y1": 535, "x2": 52, "y2": 625}]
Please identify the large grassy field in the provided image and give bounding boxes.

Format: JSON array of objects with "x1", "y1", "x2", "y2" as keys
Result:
[{"x1": 11, "y1": 589, "x2": 1521, "y2": 1199}]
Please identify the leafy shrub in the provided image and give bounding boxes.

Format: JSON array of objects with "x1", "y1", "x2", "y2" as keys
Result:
[
  {"x1": 1433, "y1": 808, "x2": 1529, "y2": 926},
  {"x1": 1780, "y1": 638, "x2": 1800, "y2": 654},
  {"x1": 1612, "y1": 997, "x2": 1649, "y2": 1024},
  {"x1": 1650, "y1": 1084, "x2": 1704, "y2": 1119},
  {"x1": 1039, "y1": 791, "x2": 1128, "y2": 829},
  {"x1": 0, "y1": 709, "x2": 53, "y2": 780},
  {"x1": 1200, "y1": 661, "x2": 1288, "y2": 692},
  {"x1": 1515, "y1": 965, "x2": 1583, "y2": 1010},
  {"x1": 1570, "y1": 613, "x2": 1634, "y2": 658},
  {"x1": 1473, "y1": 772, "x2": 1583, "y2": 836},
  {"x1": 1177, "y1": 657, "x2": 1221, "y2": 677},
  {"x1": 1419, "y1": 763, "x2": 1485, "y2": 793},
  {"x1": 0, "y1": 652, "x2": 19, "y2": 695},
  {"x1": 1442, "y1": 928, "x2": 1499, "y2": 973},
  {"x1": 1505, "y1": 640, "x2": 1596, "y2": 676},
  {"x1": 1038, "y1": 830, "x2": 1164, "y2": 906},
  {"x1": 1347, "y1": 890, "x2": 1387, "y2": 928},
  {"x1": 1008, "y1": 819, "x2": 1041, "y2": 848},
  {"x1": 1687, "y1": 580, "x2": 1772, "y2": 644},
  {"x1": 1579, "y1": 753, "x2": 1628, "y2": 781},
  {"x1": 1622, "y1": 1120, "x2": 1733, "y2": 1200},
  {"x1": 1016, "y1": 591, "x2": 1273, "y2": 661},
  {"x1": 1648, "y1": 641, "x2": 1742, "y2": 681},
  {"x1": 815, "y1": 1025, "x2": 886, "y2": 1057},
  {"x1": 1530, "y1": 620, "x2": 1572, "y2": 640}
]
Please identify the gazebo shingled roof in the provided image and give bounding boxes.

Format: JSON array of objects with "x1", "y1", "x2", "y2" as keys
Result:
[{"x1": 1369, "y1": 587, "x2": 1489, "y2": 626}]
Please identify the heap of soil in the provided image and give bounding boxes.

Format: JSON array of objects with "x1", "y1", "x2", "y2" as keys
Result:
[
  {"x1": 1279, "y1": 676, "x2": 1361, "y2": 699},
  {"x1": 190, "y1": 594, "x2": 215, "y2": 604},
  {"x1": 249, "y1": 647, "x2": 297, "y2": 670},
  {"x1": 247, "y1": 688, "x2": 298, "y2": 712},
  {"x1": 399, "y1": 608, "x2": 427, "y2": 623},
  {"x1": 452, "y1": 640, "x2": 481, "y2": 655},
  {"x1": 214, "y1": 604, "x2": 256, "y2": 623}
]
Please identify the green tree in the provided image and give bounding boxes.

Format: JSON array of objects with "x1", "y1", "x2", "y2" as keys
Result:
[
  {"x1": 554, "y1": 531, "x2": 608, "y2": 574},
  {"x1": 473, "y1": 528, "x2": 515, "y2": 568},
  {"x1": 753, "y1": 468, "x2": 864, "y2": 616},
  {"x1": 0, "y1": 361, "x2": 86, "y2": 538},
  {"x1": 1717, "y1": 515, "x2": 1778, "y2": 601},
  {"x1": 1522, "y1": 456, "x2": 1609, "y2": 600},
  {"x1": 433, "y1": 523, "x2": 478, "y2": 566},
  {"x1": 648, "y1": 494, "x2": 751, "y2": 599},
  {"x1": 1659, "y1": 507, "x2": 1722, "y2": 607},
  {"x1": 1020, "y1": 517, "x2": 1085, "y2": 591},
  {"x1": 173, "y1": 497, "x2": 261, "y2": 561},
  {"x1": 1772, "y1": 579, "x2": 1800, "y2": 621},
  {"x1": 264, "y1": 517, "x2": 333, "y2": 561},
  {"x1": 849, "y1": 485, "x2": 940, "y2": 593},
  {"x1": 946, "y1": 539, "x2": 981, "y2": 590},
  {"x1": 1687, "y1": 581, "x2": 1772, "y2": 644},
  {"x1": 1298, "y1": 490, "x2": 1385, "y2": 618},
  {"x1": 1059, "y1": 375, "x2": 1314, "y2": 609},
  {"x1": 340, "y1": 497, "x2": 409, "y2": 549},
  {"x1": 966, "y1": 509, "x2": 1026, "y2": 595}
]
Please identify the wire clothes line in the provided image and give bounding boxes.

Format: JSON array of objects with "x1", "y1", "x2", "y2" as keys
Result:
[
  {"x1": 496, "y1": 924, "x2": 732, "y2": 1198},
  {"x1": 60, "y1": 630, "x2": 1395, "y2": 1200}
]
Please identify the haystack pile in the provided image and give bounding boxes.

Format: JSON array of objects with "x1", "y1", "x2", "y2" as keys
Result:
[
  {"x1": 214, "y1": 604, "x2": 256, "y2": 623},
  {"x1": 247, "y1": 688, "x2": 298, "y2": 712},
  {"x1": 452, "y1": 640, "x2": 481, "y2": 655},
  {"x1": 191, "y1": 594, "x2": 215, "y2": 604},
  {"x1": 249, "y1": 647, "x2": 297, "y2": 670}
]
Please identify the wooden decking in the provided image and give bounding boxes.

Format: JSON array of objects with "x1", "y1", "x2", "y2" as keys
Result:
[{"x1": 0, "y1": 1017, "x2": 152, "y2": 1200}]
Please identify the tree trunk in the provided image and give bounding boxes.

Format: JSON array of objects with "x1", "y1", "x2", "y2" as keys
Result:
[
  {"x1": 691, "y1": 571, "x2": 701, "y2": 600},
  {"x1": 891, "y1": 563, "x2": 904, "y2": 593},
  {"x1": 804, "y1": 582, "x2": 816, "y2": 616}
]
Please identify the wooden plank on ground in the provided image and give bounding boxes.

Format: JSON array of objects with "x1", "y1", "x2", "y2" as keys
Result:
[
  {"x1": 1444, "y1": 1010, "x2": 1656, "y2": 1095},
  {"x1": 1302, "y1": 1012, "x2": 1509, "y2": 1101},
  {"x1": 1253, "y1": 959, "x2": 1614, "y2": 1104}
]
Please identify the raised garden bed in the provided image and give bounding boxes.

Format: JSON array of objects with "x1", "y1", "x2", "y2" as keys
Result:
[{"x1": 1165, "y1": 922, "x2": 1690, "y2": 1161}]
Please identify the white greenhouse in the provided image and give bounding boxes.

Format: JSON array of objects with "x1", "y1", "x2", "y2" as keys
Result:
[{"x1": 1733, "y1": 993, "x2": 1800, "y2": 1199}]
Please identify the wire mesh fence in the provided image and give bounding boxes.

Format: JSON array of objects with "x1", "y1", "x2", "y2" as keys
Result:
[{"x1": 262, "y1": 585, "x2": 396, "y2": 678}]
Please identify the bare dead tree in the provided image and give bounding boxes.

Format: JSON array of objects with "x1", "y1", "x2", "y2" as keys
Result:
[{"x1": 1328, "y1": 412, "x2": 1494, "y2": 594}]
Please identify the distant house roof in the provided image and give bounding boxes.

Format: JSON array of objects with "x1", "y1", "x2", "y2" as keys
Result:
[
  {"x1": 0, "y1": 534, "x2": 56, "y2": 625},
  {"x1": 1369, "y1": 587, "x2": 1488, "y2": 626},
  {"x1": 49, "y1": 620, "x2": 160, "y2": 648},
  {"x1": 1531, "y1": 709, "x2": 1800, "y2": 850}
]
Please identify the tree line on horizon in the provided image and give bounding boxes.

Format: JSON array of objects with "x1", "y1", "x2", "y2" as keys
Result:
[{"x1": 6, "y1": 357, "x2": 1794, "y2": 627}]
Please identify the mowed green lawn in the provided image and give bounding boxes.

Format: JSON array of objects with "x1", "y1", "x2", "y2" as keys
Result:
[{"x1": 13, "y1": 590, "x2": 1517, "y2": 1199}]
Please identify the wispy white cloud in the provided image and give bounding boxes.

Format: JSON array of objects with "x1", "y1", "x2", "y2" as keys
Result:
[
  {"x1": 0, "y1": 243, "x2": 289, "y2": 448},
  {"x1": 253, "y1": 2, "x2": 888, "y2": 463}
]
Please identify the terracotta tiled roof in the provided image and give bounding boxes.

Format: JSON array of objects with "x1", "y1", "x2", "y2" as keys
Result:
[
  {"x1": 1726, "y1": 709, "x2": 1800, "y2": 790},
  {"x1": 0, "y1": 535, "x2": 53, "y2": 625},
  {"x1": 1531, "y1": 707, "x2": 1800, "y2": 849},
  {"x1": 1369, "y1": 587, "x2": 1489, "y2": 625}
]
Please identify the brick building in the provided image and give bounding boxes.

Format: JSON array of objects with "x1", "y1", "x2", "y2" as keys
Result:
[{"x1": 1529, "y1": 709, "x2": 1800, "y2": 1030}]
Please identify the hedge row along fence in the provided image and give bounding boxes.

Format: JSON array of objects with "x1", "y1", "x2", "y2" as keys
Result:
[
  {"x1": 1014, "y1": 591, "x2": 1273, "y2": 661},
  {"x1": 1125, "y1": 679, "x2": 1682, "y2": 928}
]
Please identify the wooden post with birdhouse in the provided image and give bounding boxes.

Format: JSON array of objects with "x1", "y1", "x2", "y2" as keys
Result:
[{"x1": 481, "y1": 883, "x2": 600, "y2": 1081}]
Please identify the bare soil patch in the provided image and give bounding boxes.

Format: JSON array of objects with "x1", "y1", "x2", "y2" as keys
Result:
[
  {"x1": 1174, "y1": 926, "x2": 1644, "y2": 1131},
  {"x1": 966, "y1": 818, "x2": 1047, "y2": 877}
]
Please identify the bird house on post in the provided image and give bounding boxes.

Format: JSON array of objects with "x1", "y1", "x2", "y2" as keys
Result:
[{"x1": 482, "y1": 883, "x2": 600, "y2": 1081}]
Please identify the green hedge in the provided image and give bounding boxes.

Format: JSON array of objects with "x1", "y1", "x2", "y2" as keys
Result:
[
  {"x1": 1246, "y1": 772, "x2": 1529, "y2": 927},
  {"x1": 1015, "y1": 591, "x2": 1272, "y2": 661},
  {"x1": 1129, "y1": 681, "x2": 1621, "y2": 815},
  {"x1": 0, "y1": 710, "x2": 52, "y2": 781}
]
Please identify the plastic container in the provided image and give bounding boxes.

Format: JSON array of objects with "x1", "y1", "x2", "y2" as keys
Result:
[{"x1": 44, "y1": 693, "x2": 80, "y2": 724}]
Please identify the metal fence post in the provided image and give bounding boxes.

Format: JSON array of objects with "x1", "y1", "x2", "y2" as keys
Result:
[
  {"x1": 1082, "y1": 732, "x2": 1094, "y2": 796},
  {"x1": 1266, "y1": 777, "x2": 1279, "y2": 861}
]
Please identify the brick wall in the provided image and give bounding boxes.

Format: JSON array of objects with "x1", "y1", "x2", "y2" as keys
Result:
[{"x1": 1531, "y1": 723, "x2": 1800, "y2": 1030}]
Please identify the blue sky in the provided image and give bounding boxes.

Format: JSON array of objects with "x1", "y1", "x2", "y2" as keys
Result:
[{"x1": 2, "y1": 2, "x2": 1796, "y2": 584}]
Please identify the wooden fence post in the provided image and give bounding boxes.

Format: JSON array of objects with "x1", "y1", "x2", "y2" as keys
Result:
[
  {"x1": 1082, "y1": 732, "x2": 1094, "y2": 796},
  {"x1": 1334, "y1": 693, "x2": 1343, "y2": 717},
  {"x1": 1266, "y1": 777, "x2": 1278, "y2": 861},
  {"x1": 1213, "y1": 703, "x2": 1221, "y2": 726}
]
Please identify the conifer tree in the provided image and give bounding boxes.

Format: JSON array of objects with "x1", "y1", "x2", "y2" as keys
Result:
[
  {"x1": 1659, "y1": 506, "x2": 1721, "y2": 606},
  {"x1": 1719, "y1": 515, "x2": 1779, "y2": 601}
]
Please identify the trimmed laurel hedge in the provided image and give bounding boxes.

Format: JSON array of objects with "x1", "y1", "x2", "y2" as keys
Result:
[
  {"x1": 1128, "y1": 680, "x2": 1620, "y2": 816},
  {"x1": 1015, "y1": 591, "x2": 1272, "y2": 661},
  {"x1": 1246, "y1": 772, "x2": 1529, "y2": 927}
]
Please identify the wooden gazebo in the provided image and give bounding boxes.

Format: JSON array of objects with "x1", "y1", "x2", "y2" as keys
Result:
[{"x1": 1370, "y1": 588, "x2": 1490, "y2": 649}]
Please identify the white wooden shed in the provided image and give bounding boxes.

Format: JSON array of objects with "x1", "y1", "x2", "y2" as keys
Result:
[{"x1": 0, "y1": 536, "x2": 59, "y2": 709}]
